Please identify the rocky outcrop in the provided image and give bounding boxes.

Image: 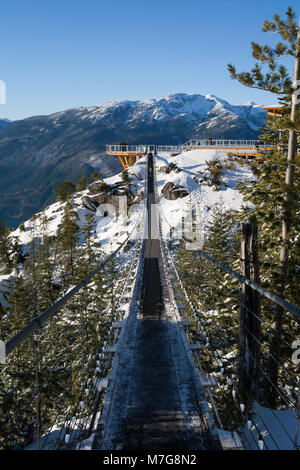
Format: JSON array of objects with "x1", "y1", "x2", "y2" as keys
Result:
[
  {"x1": 82, "y1": 180, "x2": 135, "y2": 215},
  {"x1": 161, "y1": 182, "x2": 189, "y2": 200},
  {"x1": 158, "y1": 162, "x2": 182, "y2": 174},
  {"x1": 88, "y1": 181, "x2": 110, "y2": 195},
  {"x1": 81, "y1": 196, "x2": 99, "y2": 212}
]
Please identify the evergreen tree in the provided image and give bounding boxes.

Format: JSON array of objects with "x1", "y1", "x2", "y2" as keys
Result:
[
  {"x1": 91, "y1": 170, "x2": 102, "y2": 182},
  {"x1": 206, "y1": 158, "x2": 223, "y2": 189},
  {"x1": 173, "y1": 204, "x2": 240, "y2": 428},
  {"x1": 78, "y1": 212, "x2": 99, "y2": 268},
  {"x1": 204, "y1": 202, "x2": 235, "y2": 263},
  {"x1": 58, "y1": 202, "x2": 79, "y2": 283},
  {"x1": 228, "y1": 6, "x2": 300, "y2": 299},
  {"x1": 0, "y1": 219, "x2": 13, "y2": 273},
  {"x1": 121, "y1": 170, "x2": 130, "y2": 184},
  {"x1": 0, "y1": 206, "x2": 123, "y2": 448},
  {"x1": 0, "y1": 252, "x2": 36, "y2": 448},
  {"x1": 76, "y1": 173, "x2": 89, "y2": 192},
  {"x1": 53, "y1": 182, "x2": 75, "y2": 202},
  {"x1": 228, "y1": 7, "x2": 300, "y2": 406},
  {"x1": 33, "y1": 214, "x2": 59, "y2": 309}
]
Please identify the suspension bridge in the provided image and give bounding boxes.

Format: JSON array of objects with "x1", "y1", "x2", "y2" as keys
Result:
[{"x1": 1, "y1": 152, "x2": 300, "y2": 451}]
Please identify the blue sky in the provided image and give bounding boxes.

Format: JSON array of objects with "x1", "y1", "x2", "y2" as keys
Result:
[{"x1": 1, "y1": 0, "x2": 299, "y2": 120}]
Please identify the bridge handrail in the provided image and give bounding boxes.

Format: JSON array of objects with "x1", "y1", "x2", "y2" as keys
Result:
[
  {"x1": 107, "y1": 141, "x2": 300, "y2": 155},
  {"x1": 156, "y1": 195, "x2": 300, "y2": 319},
  {"x1": 198, "y1": 250, "x2": 300, "y2": 318},
  {"x1": 186, "y1": 139, "x2": 267, "y2": 148},
  {"x1": 4, "y1": 198, "x2": 146, "y2": 357}
]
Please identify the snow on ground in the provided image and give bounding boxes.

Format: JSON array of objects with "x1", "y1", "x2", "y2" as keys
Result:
[
  {"x1": 7, "y1": 150, "x2": 252, "y2": 255},
  {"x1": 156, "y1": 149, "x2": 253, "y2": 239},
  {"x1": 9, "y1": 156, "x2": 147, "y2": 256},
  {"x1": 25, "y1": 425, "x2": 83, "y2": 450},
  {"x1": 0, "y1": 273, "x2": 11, "y2": 308}
]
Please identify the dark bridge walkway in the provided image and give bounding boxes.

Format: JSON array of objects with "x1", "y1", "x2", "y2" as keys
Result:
[
  {"x1": 123, "y1": 298, "x2": 191, "y2": 449},
  {"x1": 122, "y1": 232, "x2": 189, "y2": 449},
  {"x1": 122, "y1": 155, "x2": 205, "y2": 450}
]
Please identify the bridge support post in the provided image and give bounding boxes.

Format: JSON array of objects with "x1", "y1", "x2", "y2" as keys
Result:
[{"x1": 239, "y1": 218, "x2": 261, "y2": 405}]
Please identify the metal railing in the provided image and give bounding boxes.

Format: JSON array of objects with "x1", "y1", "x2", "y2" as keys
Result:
[
  {"x1": 107, "y1": 141, "x2": 300, "y2": 157},
  {"x1": 186, "y1": 139, "x2": 267, "y2": 148},
  {"x1": 156, "y1": 145, "x2": 182, "y2": 153},
  {"x1": 106, "y1": 141, "x2": 270, "y2": 156},
  {"x1": 106, "y1": 145, "x2": 148, "y2": 154}
]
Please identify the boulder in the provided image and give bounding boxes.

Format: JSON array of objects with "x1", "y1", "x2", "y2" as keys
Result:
[
  {"x1": 82, "y1": 180, "x2": 135, "y2": 214},
  {"x1": 88, "y1": 180, "x2": 110, "y2": 195},
  {"x1": 158, "y1": 162, "x2": 182, "y2": 175},
  {"x1": 81, "y1": 196, "x2": 99, "y2": 212},
  {"x1": 161, "y1": 182, "x2": 189, "y2": 200},
  {"x1": 158, "y1": 166, "x2": 169, "y2": 174}
]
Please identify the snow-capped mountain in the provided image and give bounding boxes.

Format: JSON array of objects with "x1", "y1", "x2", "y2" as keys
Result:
[
  {"x1": 58, "y1": 92, "x2": 266, "y2": 142},
  {"x1": 0, "y1": 93, "x2": 266, "y2": 227}
]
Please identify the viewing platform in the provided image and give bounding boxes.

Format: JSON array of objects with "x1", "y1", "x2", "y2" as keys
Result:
[{"x1": 106, "y1": 140, "x2": 290, "y2": 168}]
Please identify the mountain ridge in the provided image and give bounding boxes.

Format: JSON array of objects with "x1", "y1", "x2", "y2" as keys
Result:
[
  {"x1": 0, "y1": 118, "x2": 11, "y2": 130},
  {"x1": 0, "y1": 92, "x2": 267, "y2": 227}
]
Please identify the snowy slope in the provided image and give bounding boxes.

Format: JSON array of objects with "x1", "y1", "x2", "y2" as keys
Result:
[
  {"x1": 7, "y1": 149, "x2": 253, "y2": 261},
  {"x1": 156, "y1": 149, "x2": 253, "y2": 240}
]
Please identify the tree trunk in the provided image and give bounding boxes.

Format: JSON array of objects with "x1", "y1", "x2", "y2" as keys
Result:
[
  {"x1": 279, "y1": 17, "x2": 300, "y2": 278},
  {"x1": 239, "y1": 218, "x2": 261, "y2": 405}
]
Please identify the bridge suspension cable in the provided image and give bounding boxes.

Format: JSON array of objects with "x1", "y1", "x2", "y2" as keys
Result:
[{"x1": 4, "y1": 202, "x2": 146, "y2": 358}]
